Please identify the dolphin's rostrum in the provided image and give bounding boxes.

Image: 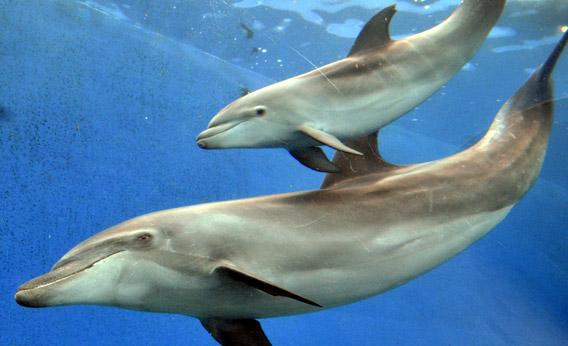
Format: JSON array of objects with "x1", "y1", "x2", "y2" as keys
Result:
[
  {"x1": 197, "y1": 0, "x2": 506, "y2": 172},
  {"x1": 16, "y1": 29, "x2": 567, "y2": 345}
]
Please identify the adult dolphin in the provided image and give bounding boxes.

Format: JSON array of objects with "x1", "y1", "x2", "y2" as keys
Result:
[
  {"x1": 197, "y1": 0, "x2": 506, "y2": 172},
  {"x1": 16, "y1": 31, "x2": 566, "y2": 346}
]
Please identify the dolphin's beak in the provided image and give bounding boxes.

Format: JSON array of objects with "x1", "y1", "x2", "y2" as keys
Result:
[
  {"x1": 15, "y1": 267, "x2": 72, "y2": 307},
  {"x1": 15, "y1": 250, "x2": 125, "y2": 307},
  {"x1": 196, "y1": 120, "x2": 244, "y2": 148},
  {"x1": 15, "y1": 263, "x2": 88, "y2": 308}
]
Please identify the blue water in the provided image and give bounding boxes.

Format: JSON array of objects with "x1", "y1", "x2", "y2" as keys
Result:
[{"x1": 1, "y1": 0, "x2": 567, "y2": 345}]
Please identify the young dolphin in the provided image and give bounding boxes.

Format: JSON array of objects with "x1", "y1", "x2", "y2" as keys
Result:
[
  {"x1": 15, "y1": 31, "x2": 567, "y2": 345},
  {"x1": 196, "y1": 0, "x2": 506, "y2": 172}
]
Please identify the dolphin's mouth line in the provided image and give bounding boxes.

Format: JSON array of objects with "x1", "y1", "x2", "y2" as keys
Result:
[
  {"x1": 17, "y1": 250, "x2": 125, "y2": 293},
  {"x1": 197, "y1": 120, "x2": 245, "y2": 141}
]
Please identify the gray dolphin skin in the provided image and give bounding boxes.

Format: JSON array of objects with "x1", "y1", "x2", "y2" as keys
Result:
[
  {"x1": 196, "y1": 0, "x2": 506, "y2": 172},
  {"x1": 15, "y1": 31, "x2": 567, "y2": 345}
]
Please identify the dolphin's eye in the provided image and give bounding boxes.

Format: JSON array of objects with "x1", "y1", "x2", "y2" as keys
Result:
[
  {"x1": 136, "y1": 234, "x2": 152, "y2": 242},
  {"x1": 255, "y1": 107, "x2": 266, "y2": 116}
]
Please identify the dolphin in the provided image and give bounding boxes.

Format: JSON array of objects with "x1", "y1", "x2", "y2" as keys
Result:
[
  {"x1": 15, "y1": 31, "x2": 566, "y2": 346},
  {"x1": 196, "y1": 0, "x2": 506, "y2": 172}
]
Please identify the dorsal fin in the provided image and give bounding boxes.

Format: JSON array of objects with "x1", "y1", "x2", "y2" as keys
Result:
[
  {"x1": 320, "y1": 131, "x2": 397, "y2": 189},
  {"x1": 348, "y1": 5, "x2": 396, "y2": 57}
]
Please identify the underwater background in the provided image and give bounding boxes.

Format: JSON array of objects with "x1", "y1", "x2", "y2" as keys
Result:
[{"x1": 1, "y1": 0, "x2": 567, "y2": 345}]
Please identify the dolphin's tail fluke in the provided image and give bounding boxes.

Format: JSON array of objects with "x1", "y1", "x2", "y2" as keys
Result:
[
  {"x1": 509, "y1": 30, "x2": 567, "y2": 113},
  {"x1": 485, "y1": 29, "x2": 567, "y2": 134},
  {"x1": 460, "y1": 30, "x2": 566, "y2": 206},
  {"x1": 539, "y1": 29, "x2": 568, "y2": 83}
]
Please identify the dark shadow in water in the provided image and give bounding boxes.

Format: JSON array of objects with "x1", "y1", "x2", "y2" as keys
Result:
[{"x1": 0, "y1": 106, "x2": 9, "y2": 122}]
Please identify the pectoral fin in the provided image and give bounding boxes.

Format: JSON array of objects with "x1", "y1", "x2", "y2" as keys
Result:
[
  {"x1": 215, "y1": 265, "x2": 322, "y2": 308},
  {"x1": 289, "y1": 147, "x2": 339, "y2": 173},
  {"x1": 299, "y1": 125, "x2": 363, "y2": 155},
  {"x1": 201, "y1": 318, "x2": 272, "y2": 346}
]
